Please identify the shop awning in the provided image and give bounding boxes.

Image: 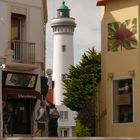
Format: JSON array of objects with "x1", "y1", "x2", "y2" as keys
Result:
[{"x1": 3, "y1": 88, "x2": 41, "y2": 99}]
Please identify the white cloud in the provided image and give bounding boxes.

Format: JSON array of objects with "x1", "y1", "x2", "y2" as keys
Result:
[{"x1": 46, "y1": 0, "x2": 101, "y2": 68}]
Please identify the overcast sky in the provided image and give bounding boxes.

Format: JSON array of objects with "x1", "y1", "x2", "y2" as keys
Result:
[{"x1": 45, "y1": 0, "x2": 101, "y2": 69}]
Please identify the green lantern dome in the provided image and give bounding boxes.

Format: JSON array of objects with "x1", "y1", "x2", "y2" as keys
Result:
[{"x1": 57, "y1": 1, "x2": 70, "y2": 17}]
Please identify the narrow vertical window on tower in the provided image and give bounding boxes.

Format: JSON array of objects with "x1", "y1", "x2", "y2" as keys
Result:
[
  {"x1": 62, "y1": 45, "x2": 66, "y2": 52},
  {"x1": 62, "y1": 74, "x2": 67, "y2": 81},
  {"x1": 113, "y1": 78, "x2": 133, "y2": 123}
]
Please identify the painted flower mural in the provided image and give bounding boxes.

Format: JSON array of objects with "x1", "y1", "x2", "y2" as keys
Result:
[{"x1": 108, "y1": 18, "x2": 137, "y2": 52}]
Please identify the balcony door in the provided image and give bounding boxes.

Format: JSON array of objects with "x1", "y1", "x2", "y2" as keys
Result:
[{"x1": 11, "y1": 13, "x2": 25, "y2": 62}]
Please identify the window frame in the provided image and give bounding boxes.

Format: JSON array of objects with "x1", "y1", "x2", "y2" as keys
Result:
[
  {"x1": 62, "y1": 45, "x2": 66, "y2": 52},
  {"x1": 59, "y1": 128, "x2": 69, "y2": 137},
  {"x1": 62, "y1": 74, "x2": 67, "y2": 81},
  {"x1": 11, "y1": 13, "x2": 26, "y2": 41},
  {"x1": 112, "y1": 76, "x2": 134, "y2": 124},
  {"x1": 59, "y1": 111, "x2": 68, "y2": 121}
]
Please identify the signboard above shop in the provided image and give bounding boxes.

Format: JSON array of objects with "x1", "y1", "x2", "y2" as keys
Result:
[{"x1": 2, "y1": 71, "x2": 38, "y2": 89}]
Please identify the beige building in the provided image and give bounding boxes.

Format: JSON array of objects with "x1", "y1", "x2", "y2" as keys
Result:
[
  {"x1": 97, "y1": 0, "x2": 140, "y2": 137},
  {"x1": 0, "y1": 0, "x2": 47, "y2": 135}
]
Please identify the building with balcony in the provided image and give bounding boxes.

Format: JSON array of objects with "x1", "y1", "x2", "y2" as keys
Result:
[
  {"x1": 0, "y1": 0, "x2": 47, "y2": 135},
  {"x1": 97, "y1": 0, "x2": 140, "y2": 137}
]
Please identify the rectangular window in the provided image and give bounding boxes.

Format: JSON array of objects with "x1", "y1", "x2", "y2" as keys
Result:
[
  {"x1": 11, "y1": 13, "x2": 26, "y2": 62},
  {"x1": 59, "y1": 129, "x2": 69, "y2": 137},
  {"x1": 62, "y1": 74, "x2": 67, "y2": 81},
  {"x1": 59, "y1": 111, "x2": 68, "y2": 120},
  {"x1": 62, "y1": 45, "x2": 66, "y2": 52},
  {"x1": 11, "y1": 13, "x2": 25, "y2": 41},
  {"x1": 113, "y1": 78, "x2": 133, "y2": 123}
]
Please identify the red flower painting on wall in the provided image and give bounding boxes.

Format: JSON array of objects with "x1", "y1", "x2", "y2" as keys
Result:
[{"x1": 108, "y1": 18, "x2": 137, "y2": 52}]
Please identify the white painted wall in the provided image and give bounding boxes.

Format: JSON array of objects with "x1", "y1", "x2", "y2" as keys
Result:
[
  {"x1": 0, "y1": 1, "x2": 10, "y2": 55},
  {"x1": 53, "y1": 34, "x2": 74, "y2": 105},
  {"x1": 0, "y1": 0, "x2": 45, "y2": 63},
  {"x1": 57, "y1": 105, "x2": 77, "y2": 126},
  {"x1": 57, "y1": 105, "x2": 77, "y2": 137}
]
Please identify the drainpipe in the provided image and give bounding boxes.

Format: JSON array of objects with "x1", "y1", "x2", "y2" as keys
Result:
[
  {"x1": 0, "y1": 64, "x2": 5, "y2": 137},
  {"x1": 44, "y1": 23, "x2": 47, "y2": 76},
  {"x1": 42, "y1": 0, "x2": 48, "y2": 75},
  {"x1": 0, "y1": 69, "x2": 2, "y2": 137}
]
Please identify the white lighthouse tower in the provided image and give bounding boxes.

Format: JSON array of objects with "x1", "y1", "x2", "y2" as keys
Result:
[{"x1": 51, "y1": 1, "x2": 76, "y2": 105}]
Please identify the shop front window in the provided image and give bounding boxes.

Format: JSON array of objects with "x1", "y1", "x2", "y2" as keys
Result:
[{"x1": 113, "y1": 78, "x2": 133, "y2": 123}]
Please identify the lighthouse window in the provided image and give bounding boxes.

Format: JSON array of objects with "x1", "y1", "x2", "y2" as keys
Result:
[
  {"x1": 61, "y1": 27, "x2": 63, "y2": 32},
  {"x1": 113, "y1": 78, "x2": 133, "y2": 123},
  {"x1": 60, "y1": 12, "x2": 63, "y2": 17},
  {"x1": 62, "y1": 74, "x2": 67, "y2": 81},
  {"x1": 62, "y1": 45, "x2": 66, "y2": 52}
]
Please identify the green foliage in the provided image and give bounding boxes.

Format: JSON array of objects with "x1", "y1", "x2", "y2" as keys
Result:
[
  {"x1": 78, "y1": 97, "x2": 96, "y2": 136},
  {"x1": 63, "y1": 47, "x2": 101, "y2": 136},
  {"x1": 63, "y1": 47, "x2": 101, "y2": 111},
  {"x1": 75, "y1": 118, "x2": 91, "y2": 137}
]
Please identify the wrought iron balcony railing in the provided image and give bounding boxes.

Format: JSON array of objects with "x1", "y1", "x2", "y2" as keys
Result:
[{"x1": 10, "y1": 40, "x2": 35, "y2": 64}]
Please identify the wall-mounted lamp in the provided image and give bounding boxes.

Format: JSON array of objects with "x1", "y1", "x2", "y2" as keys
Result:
[
  {"x1": 0, "y1": 63, "x2": 5, "y2": 69},
  {"x1": 108, "y1": 72, "x2": 114, "y2": 80},
  {"x1": 128, "y1": 70, "x2": 135, "y2": 77},
  {"x1": 0, "y1": 17, "x2": 5, "y2": 24}
]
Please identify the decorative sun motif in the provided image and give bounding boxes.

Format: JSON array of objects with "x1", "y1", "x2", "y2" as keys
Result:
[{"x1": 108, "y1": 18, "x2": 137, "y2": 52}]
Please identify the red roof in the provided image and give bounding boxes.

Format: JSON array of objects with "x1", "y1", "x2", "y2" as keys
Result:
[{"x1": 96, "y1": 0, "x2": 107, "y2": 6}]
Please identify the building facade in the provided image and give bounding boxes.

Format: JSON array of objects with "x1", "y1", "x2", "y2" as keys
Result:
[
  {"x1": 97, "y1": 0, "x2": 140, "y2": 137},
  {"x1": 51, "y1": 1, "x2": 77, "y2": 137},
  {"x1": 0, "y1": 0, "x2": 47, "y2": 135}
]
